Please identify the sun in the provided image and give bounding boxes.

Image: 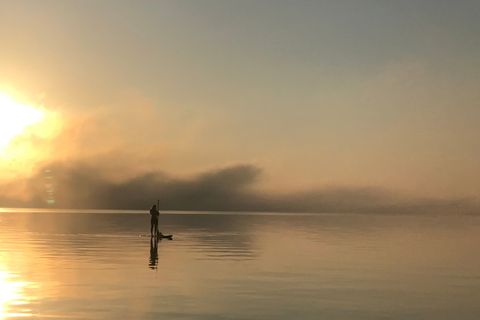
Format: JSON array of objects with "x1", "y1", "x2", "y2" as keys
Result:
[
  {"x1": 0, "y1": 93, "x2": 45, "y2": 151},
  {"x1": 0, "y1": 91, "x2": 62, "y2": 178}
]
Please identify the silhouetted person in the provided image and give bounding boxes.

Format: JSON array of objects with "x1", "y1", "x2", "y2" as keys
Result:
[
  {"x1": 149, "y1": 235, "x2": 159, "y2": 269},
  {"x1": 150, "y1": 204, "x2": 160, "y2": 236}
]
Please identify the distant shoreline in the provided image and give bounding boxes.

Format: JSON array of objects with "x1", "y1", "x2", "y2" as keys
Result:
[{"x1": 0, "y1": 207, "x2": 475, "y2": 216}]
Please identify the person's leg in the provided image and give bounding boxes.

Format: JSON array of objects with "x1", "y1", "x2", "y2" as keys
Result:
[{"x1": 150, "y1": 219, "x2": 154, "y2": 236}]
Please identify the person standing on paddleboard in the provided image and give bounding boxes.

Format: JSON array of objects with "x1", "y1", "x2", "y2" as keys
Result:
[{"x1": 150, "y1": 204, "x2": 160, "y2": 236}]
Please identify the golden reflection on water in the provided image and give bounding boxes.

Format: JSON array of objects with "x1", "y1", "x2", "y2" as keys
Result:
[
  {"x1": 0, "y1": 211, "x2": 479, "y2": 319},
  {"x1": 0, "y1": 269, "x2": 33, "y2": 319}
]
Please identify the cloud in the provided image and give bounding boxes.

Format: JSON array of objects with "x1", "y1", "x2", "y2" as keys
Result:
[{"x1": 0, "y1": 161, "x2": 478, "y2": 214}]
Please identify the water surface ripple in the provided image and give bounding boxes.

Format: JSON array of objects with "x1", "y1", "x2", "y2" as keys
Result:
[{"x1": 0, "y1": 210, "x2": 479, "y2": 319}]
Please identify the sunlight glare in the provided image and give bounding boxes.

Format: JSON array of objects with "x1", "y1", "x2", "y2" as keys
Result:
[
  {"x1": 0, "y1": 270, "x2": 31, "y2": 319},
  {"x1": 0, "y1": 93, "x2": 45, "y2": 151}
]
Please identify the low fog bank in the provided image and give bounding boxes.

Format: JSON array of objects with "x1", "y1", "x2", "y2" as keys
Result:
[{"x1": 0, "y1": 162, "x2": 478, "y2": 214}]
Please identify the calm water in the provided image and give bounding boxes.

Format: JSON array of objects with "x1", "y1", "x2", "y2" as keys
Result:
[{"x1": 0, "y1": 210, "x2": 479, "y2": 319}]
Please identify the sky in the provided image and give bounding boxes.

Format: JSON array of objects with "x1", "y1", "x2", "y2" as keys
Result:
[{"x1": 0, "y1": 0, "x2": 479, "y2": 211}]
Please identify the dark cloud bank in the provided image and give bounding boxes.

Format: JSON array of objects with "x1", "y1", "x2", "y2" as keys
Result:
[{"x1": 1, "y1": 163, "x2": 478, "y2": 214}]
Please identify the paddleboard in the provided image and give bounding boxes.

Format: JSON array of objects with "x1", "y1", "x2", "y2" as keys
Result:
[
  {"x1": 156, "y1": 233, "x2": 173, "y2": 240},
  {"x1": 140, "y1": 233, "x2": 173, "y2": 240}
]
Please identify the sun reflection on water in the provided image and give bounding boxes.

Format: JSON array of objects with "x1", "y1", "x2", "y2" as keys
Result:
[{"x1": 0, "y1": 270, "x2": 33, "y2": 319}]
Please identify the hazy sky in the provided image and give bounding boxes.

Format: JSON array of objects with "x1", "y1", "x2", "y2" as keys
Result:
[{"x1": 1, "y1": 0, "x2": 480, "y2": 208}]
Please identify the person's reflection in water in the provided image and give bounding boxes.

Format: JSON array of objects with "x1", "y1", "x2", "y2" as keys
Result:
[{"x1": 149, "y1": 236, "x2": 159, "y2": 269}]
